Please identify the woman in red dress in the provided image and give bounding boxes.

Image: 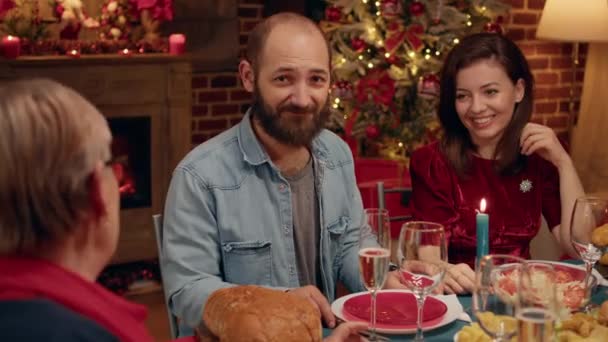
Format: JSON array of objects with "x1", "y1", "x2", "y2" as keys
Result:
[{"x1": 409, "y1": 33, "x2": 585, "y2": 294}]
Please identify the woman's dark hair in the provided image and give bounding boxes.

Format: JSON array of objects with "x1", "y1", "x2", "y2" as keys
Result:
[{"x1": 438, "y1": 32, "x2": 534, "y2": 177}]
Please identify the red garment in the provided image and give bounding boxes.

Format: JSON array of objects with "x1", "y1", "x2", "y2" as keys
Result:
[
  {"x1": 409, "y1": 142, "x2": 561, "y2": 267},
  {"x1": 0, "y1": 257, "x2": 154, "y2": 342}
]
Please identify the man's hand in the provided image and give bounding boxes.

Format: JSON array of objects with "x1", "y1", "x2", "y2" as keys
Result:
[
  {"x1": 323, "y1": 322, "x2": 368, "y2": 342},
  {"x1": 287, "y1": 285, "x2": 336, "y2": 328},
  {"x1": 443, "y1": 263, "x2": 475, "y2": 294}
]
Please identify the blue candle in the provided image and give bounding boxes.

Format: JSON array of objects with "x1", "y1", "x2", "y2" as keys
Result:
[{"x1": 476, "y1": 198, "x2": 489, "y2": 258}]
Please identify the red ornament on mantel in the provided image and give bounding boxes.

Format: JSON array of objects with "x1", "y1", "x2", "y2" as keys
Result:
[
  {"x1": 325, "y1": 6, "x2": 342, "y2": 22},
  {"x1": 365, "y1": 125, "x2": 381, "y2": 140},
  {"x1": 409, "y1": 1, "x2": 425, "y2": 17}
]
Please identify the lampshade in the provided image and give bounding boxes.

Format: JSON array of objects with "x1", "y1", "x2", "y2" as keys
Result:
[{"x1": 536, "y1": 0, "x2": 608, "y2": 42}]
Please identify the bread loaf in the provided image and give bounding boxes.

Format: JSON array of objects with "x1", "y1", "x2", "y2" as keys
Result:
[{"x1": 201, "y1": 285, "x2": 322, "y2": 342}]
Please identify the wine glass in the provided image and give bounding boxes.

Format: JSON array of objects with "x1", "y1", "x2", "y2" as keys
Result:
[
  {"x1": 570, "y1": 196, "x2": 608, "y2": 312},
  {"x1": 397, "y1": 221, "x2": 447, "y2": 341},
  {"x1": 358, "y1": 208, "x2": 391, "y2": 341},
  {"x1": 472, "y1": 254, "x2": 524, "y2": 342},
  {"x1": 516, "y1": 261, "x2": 559, "y2": 342}
]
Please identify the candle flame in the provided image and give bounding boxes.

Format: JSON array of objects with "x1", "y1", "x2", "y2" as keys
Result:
[
  {"x1": 70, "y1": 50, "x2": 77, "y2": 55},
  {"x1": 480, "y1": 198, "x2": 487, "y2": 212},
  {"x1": 7, "y1": 35, "x2": 14, "y2": 41},
  {"x1": 122, "y1": 48, "x2": 129, "y2": 53}
]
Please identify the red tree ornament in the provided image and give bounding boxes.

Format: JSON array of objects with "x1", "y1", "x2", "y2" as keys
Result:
[
  {"x1": 325, "y1": 6, "x2": 342, "y2": 22},
  {"x1": 365, "y1": 124, "x2": 381, "y2": 139},
  {"x1": 409, "y1": 1, "x2": 425, "y2": 16},
  {"x1": 417, "y1": 74, "x2": 440, "y2": 98},
  {"x1": 381, "y1": 0, "x2": 402, "y2": 19},
  {"x1": 484, "y1": 22, "x2": 503, "y2": 34},
  {"x1": 351, "y1": 37, "x2": 366, "y2": 52}
]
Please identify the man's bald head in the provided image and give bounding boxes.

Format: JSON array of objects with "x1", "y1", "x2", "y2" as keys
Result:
[{"x1": 245, "y1": 12, "x2": 331, "y2": 74}]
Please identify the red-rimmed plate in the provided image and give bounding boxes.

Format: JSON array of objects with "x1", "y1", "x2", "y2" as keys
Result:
[
  {"x1": 331, "y1": 290, "x2": 463, "y2": 335},
  {"x1": 343, "y1": 291, "x2": 447, "y2": 325},
  {"x1": 495, "y1": 260, "x2": 602, "y2": 311}
]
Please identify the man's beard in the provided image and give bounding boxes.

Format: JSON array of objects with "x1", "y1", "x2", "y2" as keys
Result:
[{"x1": 251, "y1": 86, "x2": 329, "y2": 147}]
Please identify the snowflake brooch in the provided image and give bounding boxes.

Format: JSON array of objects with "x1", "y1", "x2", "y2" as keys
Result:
[{"x1": 520, "y1": 179, "x2": 533, "y2": 193}]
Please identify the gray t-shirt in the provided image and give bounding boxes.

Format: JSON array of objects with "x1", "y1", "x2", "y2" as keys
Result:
[{"x1": 283, "y1": 157, "x2": 321, "y2": 288}]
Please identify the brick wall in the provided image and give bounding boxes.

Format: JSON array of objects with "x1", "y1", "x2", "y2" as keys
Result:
[
  {"x1": 504, "y1": 0, "x2": 584, "y2": 142},
  {"x1": 190, "y1": 0, "x2": 263, "y2": 147},
  {"x1": 190, "y1": 0, "x2": 584, "y2": 147}
]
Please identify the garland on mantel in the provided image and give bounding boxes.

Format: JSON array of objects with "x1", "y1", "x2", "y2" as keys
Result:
[{"x1": 18, "y1": 37, "x2": 168, "y2": 56}]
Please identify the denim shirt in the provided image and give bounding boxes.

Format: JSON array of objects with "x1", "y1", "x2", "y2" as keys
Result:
[{"x1": 161, "y1": 111, "x2": 366, "y2": 335}]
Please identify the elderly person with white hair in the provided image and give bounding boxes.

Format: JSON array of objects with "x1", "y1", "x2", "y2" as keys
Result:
[{"x1": 0, "y1": 79, "x2": 153, "y2": 342}]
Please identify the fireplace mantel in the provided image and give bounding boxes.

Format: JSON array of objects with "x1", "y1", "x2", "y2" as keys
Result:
[{"x1": 0, "y1": 54, "x2": 192, "y2": 264}]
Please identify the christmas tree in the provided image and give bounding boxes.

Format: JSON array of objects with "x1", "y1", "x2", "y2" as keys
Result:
[{"x1": 321, "y1": 0, "x2": 509, "y2": 161}]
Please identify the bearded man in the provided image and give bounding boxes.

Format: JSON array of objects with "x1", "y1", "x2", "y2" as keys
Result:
[{"x1": 161, "y1": 12, "x2": 370, "y2": 337}]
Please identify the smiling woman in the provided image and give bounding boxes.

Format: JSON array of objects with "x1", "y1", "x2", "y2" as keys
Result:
[{"x1": 408, "y1": 33, "x2": 586, "y2": 295}]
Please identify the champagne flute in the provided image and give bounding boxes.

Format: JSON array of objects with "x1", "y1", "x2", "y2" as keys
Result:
[
  {"x1": 358, "y1": 208, "x2": 391, "y2": 341},
  {"x1": 397, "y1": 221, "x2": 447, "y2": 342},
  {"x1": 516, "y1": 262, "x2": 559, "y2": 342},
  {"x1": 570, "y1": 196, "x2": 608, "y2": 312},
  {"x1": 473, "y1": 254, "x2": 524, "y2": 342}
]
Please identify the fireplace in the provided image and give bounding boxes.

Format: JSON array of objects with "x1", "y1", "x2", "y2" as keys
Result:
[{"x1": 0, "y1": 55, "x2": 192, "y2": 264}]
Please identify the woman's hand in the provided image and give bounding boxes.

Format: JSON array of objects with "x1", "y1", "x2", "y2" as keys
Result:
[
  {"x1": 383, "y1": 269, "x2": 444, "y2": 294},
  {"x1": 520, "y1": 123, "x2": 571, "y2": 169},
  {"x1": 443, "y1": 263, "x2": 475, "y2": 294}
]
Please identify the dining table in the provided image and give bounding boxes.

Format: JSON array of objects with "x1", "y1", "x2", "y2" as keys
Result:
[
  {"x1": 323, "y1": 288, "x2": 608, "y2": 341},
  {"x1": 327, "y1": 258, "x2": 608, "y2": 341}
]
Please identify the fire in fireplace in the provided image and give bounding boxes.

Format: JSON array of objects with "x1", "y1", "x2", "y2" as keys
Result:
[{"x1": 108, "y1": 117, "x2": 151, "y2": 209}]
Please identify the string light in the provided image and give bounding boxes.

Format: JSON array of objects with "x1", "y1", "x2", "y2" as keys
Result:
[
  {"x1": 425, "y1": 48, "x2": 431, "y2": 54},
  {"x1": 481, "y1": 6, "x2": 487, "y2": 12},
  {"x1": 398, "y1": 141, "x2": 404, "y2": 148},
  {"x1": 375, "y1": 1, "x2": 380, "y2": 5},
  {"x1": 453, "y1": 38, "x2": 460, "y2": 44},
  {"x1": 376, "y1": 11, "x2": 381, "y2": 16},
  {"x1": 367, "y1": 62, "x2": 374, "y2": 68},
  {"x1": 408, "y1": 51, "x2": 416, "y2": 58},
  {"x1": 466, "y1": 21, "x2": 472, "y2": 26},
  {"x1": 425, "y1": 54, "x2": 431, "y2": 60},
  {"x1": 343, "y1": 114, "x2": 348, "y2": 119},
  {"x1": 362, "y1": 0, "x2": 368, "y2": 3},
  {"x1": 334, "y1": 98, "x2": 341, "y2": 104},
  {"x1": 377, "y1": 40, "x2": 384, "y2": 46},
  {"x1": 435, "y1": 51, "x2": 440, "y2": 56},
  {"x1": 358, "y1": 55, "x2": 364, "y2": 60},
  {"x1": 411, "y1": 65, "x2": 419, "y2": 75},
  {"x1": 333, "y1": 104, "x2": 339, "y2": 109},
  {"x1": 384, "y1": 52, "x2": 390, "y2": 58},
  {"x1": 341, "y1": 57, "x2": 347, "y2": 63}
]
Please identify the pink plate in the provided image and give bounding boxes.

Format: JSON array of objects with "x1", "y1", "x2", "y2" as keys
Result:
[{"x1": 342, "y1": 291, "x2": 447, "y2": 328}]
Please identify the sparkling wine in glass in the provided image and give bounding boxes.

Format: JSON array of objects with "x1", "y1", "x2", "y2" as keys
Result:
[
  {"x1": 570, "y1": 196, "x2": 608, "y2": 312},
  {"x1": 358, "y1": 208, "x2": 391, "y2": 341},
  {"x1": 397, "y1": 221, "x2": 447, "y2": 342},
  {"x1": 473, "y1": 254, "x2": 524, "y2": 342},
  {"x1": 516, "y1": 262, "x2": 559, "y2": 342}
]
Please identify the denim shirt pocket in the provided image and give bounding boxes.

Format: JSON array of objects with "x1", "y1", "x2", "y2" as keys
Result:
[
  {"x1": 222, "y1": 240, "x2": 272, "y2": 285},
  {"x1": 326, "y1": 216, "x2": 351, "y2": 266}
]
